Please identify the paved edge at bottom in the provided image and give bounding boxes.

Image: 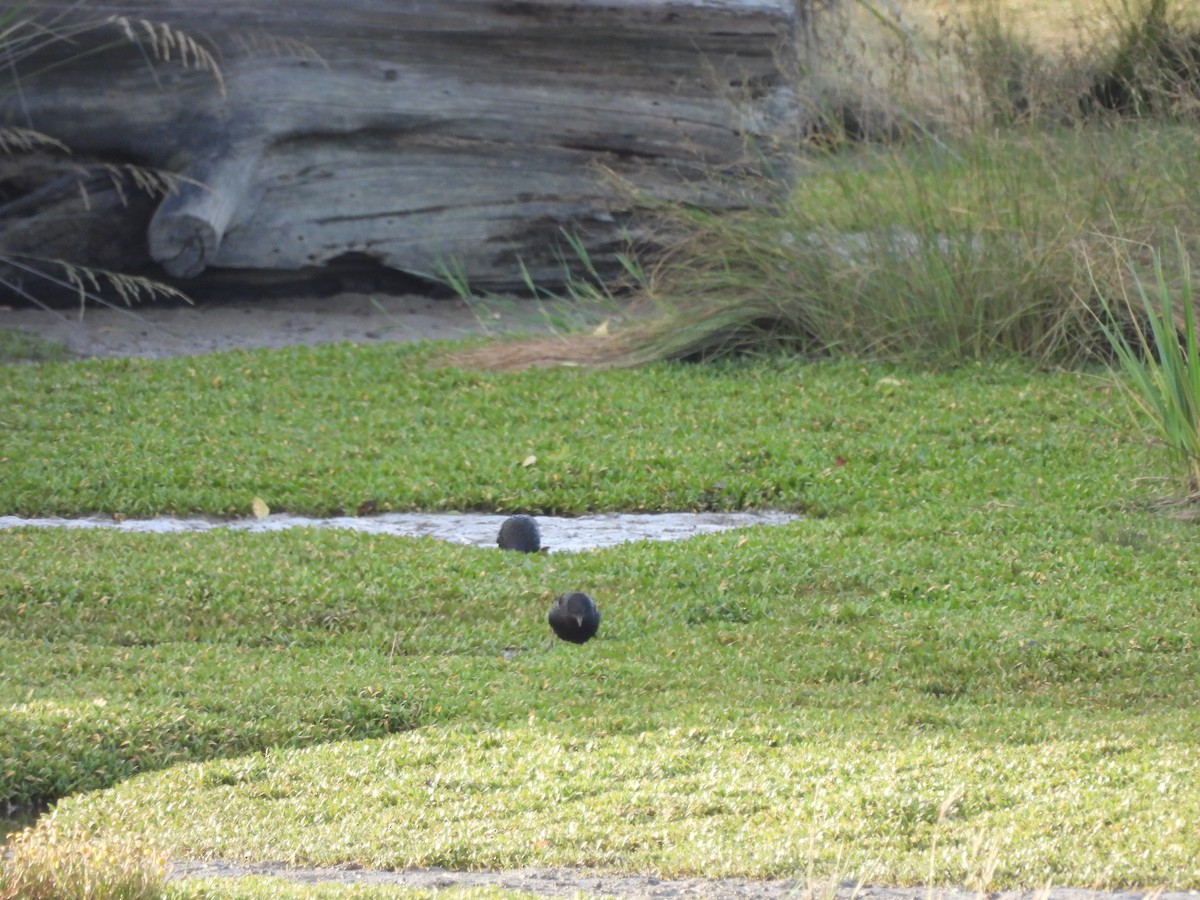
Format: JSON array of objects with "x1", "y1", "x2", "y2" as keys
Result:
[{"x1": 168, "y1": 861, "x2": 1198, "y2": 900}]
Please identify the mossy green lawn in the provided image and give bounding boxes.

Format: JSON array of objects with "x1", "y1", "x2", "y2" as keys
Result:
[
  {"x1": 2, "y1": 343, "x2": 824, "y2": 517},
  {"x1": 3, "y1": 344, "x2": 1199, "y2": 890}
]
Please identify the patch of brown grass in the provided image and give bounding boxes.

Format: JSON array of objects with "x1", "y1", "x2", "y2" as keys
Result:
[
  {"x1": 436, "y1": 333, "x2": 643, "y2": 371},
  {"x1": 923, "y1": 0, "x2": 1113, "y2": 52}
]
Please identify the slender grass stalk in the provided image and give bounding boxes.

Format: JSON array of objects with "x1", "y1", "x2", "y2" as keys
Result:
[{"x1": 424, "y1": 227, "x2": 639, "y2": 340}]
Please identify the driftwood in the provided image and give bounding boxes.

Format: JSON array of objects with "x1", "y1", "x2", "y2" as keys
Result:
[{"x1": 3, "y1": 0, "x2": 802, "y2": 291}]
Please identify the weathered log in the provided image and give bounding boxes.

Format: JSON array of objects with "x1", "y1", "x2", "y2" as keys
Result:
[
  {"x1": 4, "y1": 0, "x2": 803, "y2": 291},
  {"x1": 148, "y1": 143, "x2": 265, "y2": 278}
]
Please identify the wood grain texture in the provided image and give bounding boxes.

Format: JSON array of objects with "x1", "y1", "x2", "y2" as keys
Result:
[{"x1": 6, "y1": 0, "x2": 801, "y2": 289}]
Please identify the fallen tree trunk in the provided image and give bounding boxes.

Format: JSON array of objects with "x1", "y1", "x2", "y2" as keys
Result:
[
  {"x1": 5, "y1": 0, "x2": 802, "y2": 291},
  {"x1": 147, "y1": 143, "x2": 266, "y2": 279}
]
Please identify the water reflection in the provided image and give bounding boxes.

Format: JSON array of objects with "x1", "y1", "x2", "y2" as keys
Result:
[{"x1": 0, "y1": 510, "x2": 798, "y2": 552}]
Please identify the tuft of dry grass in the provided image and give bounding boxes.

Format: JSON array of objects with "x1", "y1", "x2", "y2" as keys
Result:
[
  {"x1": 438, "y1": 334, "x2": 636, "y2": 371},
  {"x1": 106, "y1": 15, "x2": 226, "y2": 98},
  {"x1": 0, "y1": 819, "x2": 167, "y2": 900}
]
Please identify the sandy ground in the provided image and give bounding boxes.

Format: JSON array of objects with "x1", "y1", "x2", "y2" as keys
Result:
[
  {"x1": 0, "y1": 291, "x2": 530, "y2": 359},
  {"x1": 3, "y1": 294, "x2": 1191, "y2": 899}
]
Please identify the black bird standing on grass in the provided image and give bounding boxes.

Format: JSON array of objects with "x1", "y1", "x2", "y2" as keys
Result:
[
  {"x1": 548, "y1": 591, "x2": 601, "y2": 644},
  {"x1": 497, "y1": 514, "x2": 541, "y2": 552}
]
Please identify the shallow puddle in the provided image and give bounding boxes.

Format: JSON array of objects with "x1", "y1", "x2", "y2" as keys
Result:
[{"x1": 0, "y1": 510, "x2": 798, "y2": 552}]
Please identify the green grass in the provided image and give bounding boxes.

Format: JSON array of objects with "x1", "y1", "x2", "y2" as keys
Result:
[
  {"x1": 0, "y1": 328, "x2": 72, "y2": 364},
  {"x1": 2, "y1": 342, "x2": 1102, "y2": 519},
  {"x1": 3, "y1": 346, "x2": 1200, "y2": 889},
  {"x1": 80, "y1": 728, "x2": 1200, "y2": 887}
]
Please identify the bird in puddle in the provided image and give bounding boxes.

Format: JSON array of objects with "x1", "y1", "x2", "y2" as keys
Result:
[
  {"x1": 497, "y1": 514, "x2": 541, "y2": 552},
  {"x1": 548, "y1": 591, "x2": 601, "y2": 644}
]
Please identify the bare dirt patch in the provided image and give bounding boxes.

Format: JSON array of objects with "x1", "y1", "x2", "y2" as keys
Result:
[{"x1": 0, "y1": 292, "x2": 532, "y2": 359}]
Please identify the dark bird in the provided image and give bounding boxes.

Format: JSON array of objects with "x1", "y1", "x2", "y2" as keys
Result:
[
  {"x1": 548, "y1": 591, "x2": 601, "y2": 644},
  {"x1": 497, "y1": 514, "x2": 541, "y2": 553}
]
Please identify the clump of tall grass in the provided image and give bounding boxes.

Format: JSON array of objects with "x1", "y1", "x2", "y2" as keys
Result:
[
  {"x1": 0, "y1": 819, "x2": 167, "y2": 900},
  {"x1": 1095, "y1": 235, "x2": 1200, "y2": 496},
  {"x1": 1087, "y1": 0, "x2": 1200, "y2": 118},
  {"x1": 610, "y1": 124, "x2": 1199, "y2": 366},
  {"x1": 586, "y1": 0, "x2": 1200, "y2": 368}
]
